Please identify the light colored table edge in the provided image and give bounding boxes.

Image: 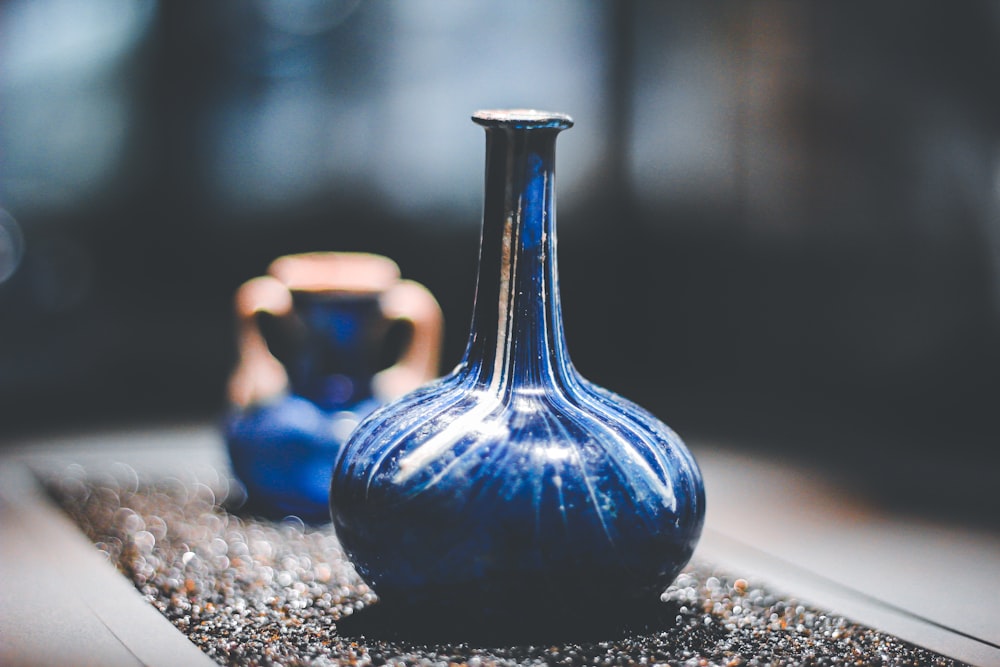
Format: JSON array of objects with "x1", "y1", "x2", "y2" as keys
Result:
[
  {"x1": 695, "y1": 528, "x2": 1000, "y2": 667},
  {"x1": 0, "y1": 460, "x2": 217, "y2": 667},
  {"x1": 4, "y1": 424, "x2": 998, "y2": 666}
]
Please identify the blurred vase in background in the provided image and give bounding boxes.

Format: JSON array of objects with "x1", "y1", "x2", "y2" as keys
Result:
[{"x1": 225, "y1": 252, "x2": 442, "y2": 522}]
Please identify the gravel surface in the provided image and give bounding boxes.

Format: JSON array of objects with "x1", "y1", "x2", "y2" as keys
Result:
[{"x1": 47, "y1": 465, "x2": 961, "y2": 667}]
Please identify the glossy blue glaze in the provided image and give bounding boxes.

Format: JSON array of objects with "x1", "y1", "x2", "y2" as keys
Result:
[
  {"x1": 227, "y1": 294, "x2": 386, "y2": 523},
  {"x1": 330, "y1": 111, "x2": 705, "y2": 629}
]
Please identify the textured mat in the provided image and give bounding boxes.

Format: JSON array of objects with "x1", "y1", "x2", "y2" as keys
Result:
[{"x1": 46, "y1": 466, "x2": 961, "y2": 667}]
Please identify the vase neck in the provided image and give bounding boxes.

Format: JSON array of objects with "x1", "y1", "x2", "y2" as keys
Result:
[{"x1": 462, "y1": 111, "x2": 574, "y2": 393}]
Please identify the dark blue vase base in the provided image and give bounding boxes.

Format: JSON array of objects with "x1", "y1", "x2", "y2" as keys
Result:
[{"x1": 337, "y1": 584, "x2": 684, "y2": 644}]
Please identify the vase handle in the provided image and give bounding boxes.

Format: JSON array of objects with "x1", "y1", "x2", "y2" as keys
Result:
[
  {"x1": 373, "y1": 279, "x2": 443, "y2": 401},
  {"x1": 227, "y1": 275, "x2": 294, "y2": 408}
]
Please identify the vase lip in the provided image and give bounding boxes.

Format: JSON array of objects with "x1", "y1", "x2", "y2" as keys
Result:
[
  {"x1": 267, "y1": 252, "x2": 401, "y2": 295},
  {"x1": 472, "y1": 109, "x2": 573, "y2": 130}
]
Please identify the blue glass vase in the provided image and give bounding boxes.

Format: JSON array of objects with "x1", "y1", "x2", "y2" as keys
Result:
[
  {"x1": 330, "y1": 110, "x2": 705, "y2": 635},
  {"x1": 225, "y1": 253, "x2": 442, "y2": 523}
]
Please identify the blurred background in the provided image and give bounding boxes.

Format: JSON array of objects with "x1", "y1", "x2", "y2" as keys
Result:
[{"x1": 1, "y1": 1, "x2": 998, "y2": 524}]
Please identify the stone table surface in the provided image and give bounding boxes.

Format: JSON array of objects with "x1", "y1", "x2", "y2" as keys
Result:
[{"x1": 1, "y1": 421, "x2": 998, "y2": 666}]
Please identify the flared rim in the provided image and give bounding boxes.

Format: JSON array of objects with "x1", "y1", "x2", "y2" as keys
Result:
[
  {"x1": 472, "y1": 109, "x2": 573, "y2": 130},
  {"x1": 267, "y1": 252, "x2": 400, "y2": 294}
]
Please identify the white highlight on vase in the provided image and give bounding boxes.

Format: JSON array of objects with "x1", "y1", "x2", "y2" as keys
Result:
[{"x1": 394, "y1": 215, "x2": 518, "y2": 484}]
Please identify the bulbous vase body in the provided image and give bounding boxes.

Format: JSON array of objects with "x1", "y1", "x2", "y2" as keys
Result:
[{"x1": 330, "y1": 111, "x2": 705, "y2": 632}]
